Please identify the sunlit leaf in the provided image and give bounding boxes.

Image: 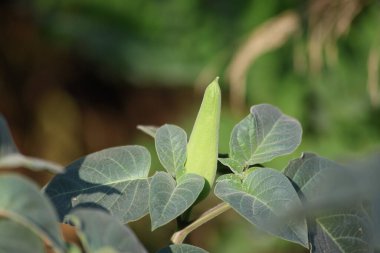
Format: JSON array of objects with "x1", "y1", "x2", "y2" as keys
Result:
[
  {"x1": 0, "y1": 219, "x2": 45, "y2": 253},
  {"x1": 45, "y1": 145, "x2": 151, "y2": 223},
  {"x1": 149, "y1": 172, "x2": 204, "y2": 230},
  {"x1": 215, "y1": 167, "x2": 308, "y2": 247},
  {"x1": 157, "y1": 244, "x2": 209, "y2": 253},
  {"x1": 155, "y1": 124, "x2": 187, "y2": 177},
  {"x1": 0, "y1": 175, "x2": 65, "y2": 252},
  {"x1": 67, "y1": 209, "x2": 147, "y2": 253},
  {"x1": 284, "y1": 153, "x2": 373, "y2": 253},
  {"x1": 229, "y1": 104, "x2": 302, "y2": 170}
]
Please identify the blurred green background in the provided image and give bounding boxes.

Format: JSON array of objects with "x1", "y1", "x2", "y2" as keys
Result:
[{"x1": 1, "y1": 0, "x2": 379, "y2": 252}]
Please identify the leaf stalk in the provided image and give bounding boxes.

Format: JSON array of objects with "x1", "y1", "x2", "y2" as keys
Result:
[{"x1": 171, "y1": 202, "x2": 231, "y2": 244}]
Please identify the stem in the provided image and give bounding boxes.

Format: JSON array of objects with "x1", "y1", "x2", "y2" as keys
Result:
[{"x1": 171, "y1": 202, "x2": 231, "y2": 244}]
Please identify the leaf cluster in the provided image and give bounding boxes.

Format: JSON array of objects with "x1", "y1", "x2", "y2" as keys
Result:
[{"x1": 0, "y1": 102, "x2": 378, "y2": 253}]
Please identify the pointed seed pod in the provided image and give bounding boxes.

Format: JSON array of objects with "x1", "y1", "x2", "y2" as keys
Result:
[{"x1": 184, "y1": 77, "x2": 221, "y2": 194}]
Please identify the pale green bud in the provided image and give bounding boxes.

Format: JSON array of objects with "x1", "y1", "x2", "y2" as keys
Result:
[{"x1": 184, "y1": 77, "x2": 221, "y2": 191}]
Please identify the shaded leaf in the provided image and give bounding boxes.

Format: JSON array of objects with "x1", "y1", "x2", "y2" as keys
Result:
[
  {"x1": 0, "y1": 115, "x2": 19, "y2": 157},
  {"x1": 45, "y1": 145, "x2": 151, "y2": 223},
  {"x1": 215, "y1": 167, "x2": 308, "y2": 247},
  {"x1": 229, "y1": 104, "x2": 301, "y2": 169},
  {"x1": 155, "y1": 124, "x2": 187, "y2": 176},
  {"x1": 0, "y1": 154, "x2": 63, "y2": 173},
  {"x1": 0, "y1": 219, "x2": 45, "y2": 253},
  {"x1": 67, "y1": 209, "x2": 147, "y2": 253},
  {"x1": 311, "y1": 208, "x2": 372, "y2": 253},
  {"x1": 157, "y1": 244, "x2": 208, "y2": 253},
  {"x1": 284, "y1": 153, "x2": 373, "y2": 253},
  {"x1": 137, "y1": 125, "x2": 159, "y2": 138},
  {"x1": 0, "y1": 115, "x2": 63, "y2": 173},
  {"x1": 150, "y1": 172, "x2": 204, "y2": 230},
  {"x1": 0, "y1": 175, "x2": 65, "y2": 252}
]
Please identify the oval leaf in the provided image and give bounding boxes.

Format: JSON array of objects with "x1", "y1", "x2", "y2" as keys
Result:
[
  {"x1": 149, "y1": 172, "x2": 204, "y2": 230},
  {"x1": 284, "y1": 153, "x2": 373, "y2": 253},
  {"x1": 67, "y1": 209, "x2": 147, "y2": 253},
  {"x1": 0, "y1": 175, "x2": 65, "y2": 252},
  {"x1": 229, "y1": 104, "x2": 302, "y2": 170},
  {"x1": 157, "y1": 244, "x2": 208, "y2": 253},
  {"x1": 155, "y1": 124, "x2": 187, "y2": 176},
  {"x1": 0, "y1": 219, "x2": 45, "y2": 253},
  {"x1": 44, "y1": 145, "x2": 151, "y2": 223},
  {"x1": 215, "y1": 167, "x2": 308, "y2": 247}
]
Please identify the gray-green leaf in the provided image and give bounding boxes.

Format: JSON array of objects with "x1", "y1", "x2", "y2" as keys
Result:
[
  {"x1": 229, "y1": 104, "x2": 302, "y2": 170},
  {"x1": 0, "y1": 219, "x2": 45, "y2": 253},
  {"x1": 0, "y1": 175, "x2": 65, "y2": 252},
  {"x1": 155, "y1": 124, "x2": 187, "y2": 176},
  {"x1": 137, "y1": 125, "x2": 159, "y2": 138},
  {"x1": 214, "y1": 167, "x2": 308, "y2": 247},
  {"x1": 284, "y1": 153, "x2": 373, "y2": 253},
  {"x1": 44, "y1": 145, "x2": 151, "y2": 224},
  {"x1": 218, "y1": 158, "x2": 244, "y2": 174},
  {"x1": 0, "y1": 115, "x2": 63, "y2": 173},
  {"x1": 149, "y1": 172, "x2": 204, "y2": 230},
  {"x1": 67, "y1": 209, "x2": 147, "y2": 253},
  {"x1": 216, "y1": 173, "x2": 241, "y2": 183},
  {"x1": 157, "y1": 244, "x2": 209, "y2": 253}
]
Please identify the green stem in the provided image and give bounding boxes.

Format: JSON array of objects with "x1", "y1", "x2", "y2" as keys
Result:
[{"x1": 171, "y1": 202, "x2": 231, "y2": 244}]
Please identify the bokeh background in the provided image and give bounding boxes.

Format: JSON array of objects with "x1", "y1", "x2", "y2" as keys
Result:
[{"x1": 1, "y1": 0, "x2": 379, "y2": 252}]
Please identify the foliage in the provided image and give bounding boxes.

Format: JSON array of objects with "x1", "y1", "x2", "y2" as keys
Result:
[{"x1": 0, "y1": 79, "x2": 379, "y2": 253}]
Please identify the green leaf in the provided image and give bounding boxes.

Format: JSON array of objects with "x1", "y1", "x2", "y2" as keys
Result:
[
  {"x1": 44, "y1": 145, "x2": 151, "y2": 224},
  {"x1": 149, "y1": 172, "x2": 204, "y2": 230},
  {"x1": 137, "y1": 125, "x2": 159, "y2": 138},
  {"x1": 229, "y1": 104, "x2": 302, "y2": 170},
  {"x1": 0, "y1": 115, "x2": 63, "y2": 173},
  {"x1": 155, "y1": 124, "x2": 187, "y2": 177},
  {"x1": 0, "y1": 219, "x2": 45, "y2": 253},
  {"x1": 284, "y1": 153, "x2": 373, "y2": 253},
  {"x1": 67, "y1": 209, "x2": 147, "y2": 253},
  {"x1": 157, "y1": 244, "x2": 209, "y2": 253},
  {"x1": 218, "y1": 158, "x2": 244, "y2": 174},
  {"x1": 216, "y1": 173, "x2": 241, "y2": 183},
  {"x1": 0, "y1": 175, "x2": 66, "y2": 252},
  {"x1": 214, "y1": 167, "x2": 308, "y2": 247}
]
